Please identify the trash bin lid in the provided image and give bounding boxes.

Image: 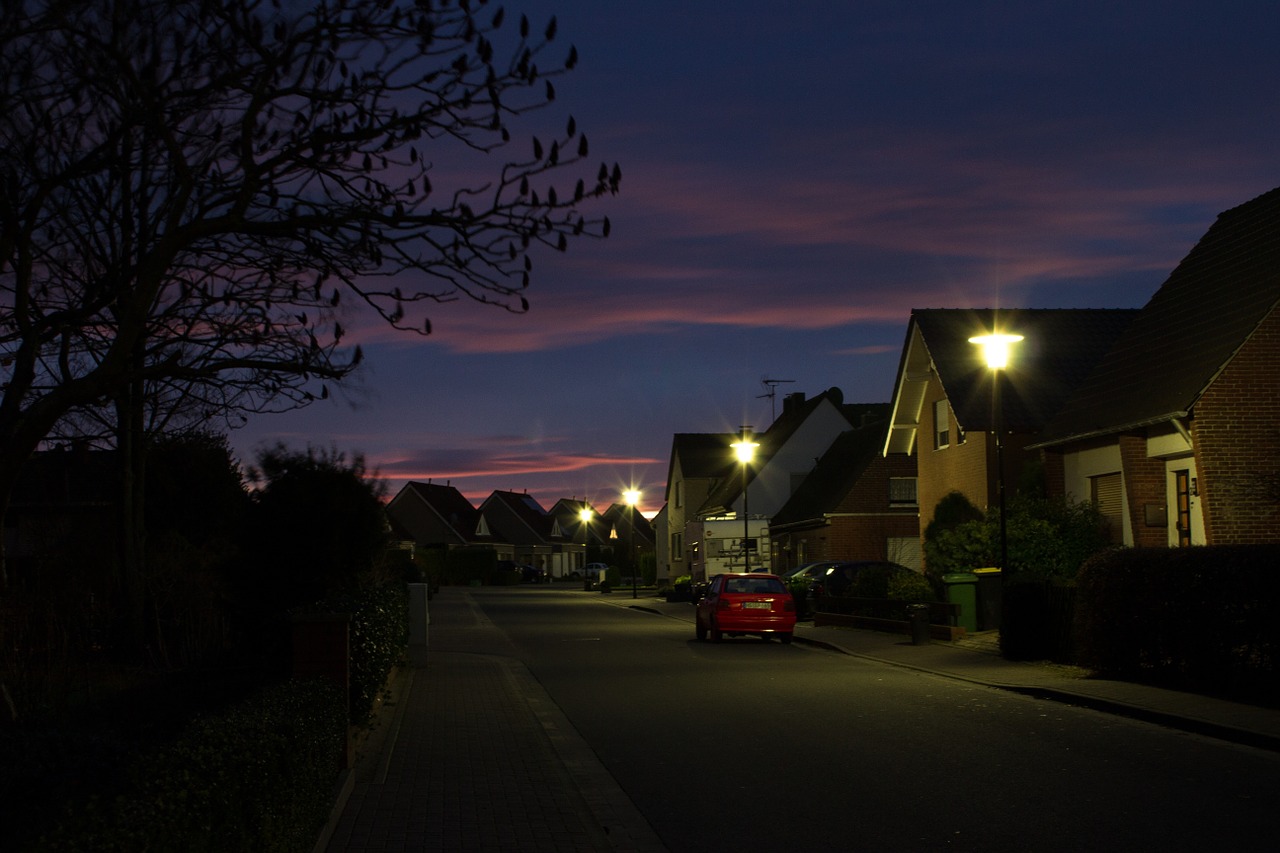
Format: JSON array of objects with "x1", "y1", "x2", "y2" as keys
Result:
[{"x1": 941, "y1": 572, "x2": 979, "y2": 583}]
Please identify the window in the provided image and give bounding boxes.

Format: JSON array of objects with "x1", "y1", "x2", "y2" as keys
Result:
[
  {"x1": 1091, "y1": 473, "x2": 1123, "y2": 545},
  {"x1": 933, "y1": 399, "x2": 950, "y2": 449},
  {"x1": 671, "y1": 532, "x2": 683, "y2": 561},
  {"x1": 674, "y1": 480, "x2": 683, "y2": 508},
  {"x1": 889, "y1": 477, "x2": 918, "y2": 506}
]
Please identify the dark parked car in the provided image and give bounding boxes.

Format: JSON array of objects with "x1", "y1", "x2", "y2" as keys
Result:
[{"x1": 788, "y1": 560, "x2": 916, "y2": 599}]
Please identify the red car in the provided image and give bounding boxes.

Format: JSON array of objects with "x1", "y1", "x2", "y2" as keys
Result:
[{"x1": 695, "y1": 573, "x2": 797, "y2": 643}]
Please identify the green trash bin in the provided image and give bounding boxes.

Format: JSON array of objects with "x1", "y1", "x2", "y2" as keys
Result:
[{"x1": 942, "y1": 572, "x2": 979, "y2": 633}]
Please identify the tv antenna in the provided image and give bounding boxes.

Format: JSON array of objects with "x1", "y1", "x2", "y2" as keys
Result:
[{"x1": 758, "y1": 377, "x2": 796, "y2": 422}]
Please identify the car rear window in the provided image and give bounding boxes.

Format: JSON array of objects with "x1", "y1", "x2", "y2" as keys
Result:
[{"x1": 723, "y1": 577, "x2": 787, "y2": 594}]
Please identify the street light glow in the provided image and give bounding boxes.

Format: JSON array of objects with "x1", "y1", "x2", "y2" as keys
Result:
[
  {"x1": 731, "y1": 437, "x2": 759, "y2": 463},
  {"x1": 968, "y1": 332, "x2": 1024, "y2": 369},
  {"x1": 622, "y1": 488, "x2": 640, "y2": 507}
]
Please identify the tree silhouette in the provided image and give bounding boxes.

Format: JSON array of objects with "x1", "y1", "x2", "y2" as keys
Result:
[{"x1": 0, "y1": 0, "x2": 620, "y2": 585}]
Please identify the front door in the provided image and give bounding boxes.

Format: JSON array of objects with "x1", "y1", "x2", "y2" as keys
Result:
[{"x1": 1173, "y1": 469, "x2": 1192, "y2": 547}]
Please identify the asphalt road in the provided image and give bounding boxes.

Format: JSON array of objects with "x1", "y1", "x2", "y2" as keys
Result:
[{"x1": 473, "y1": 587, "x2": 1279, "y2": 852}]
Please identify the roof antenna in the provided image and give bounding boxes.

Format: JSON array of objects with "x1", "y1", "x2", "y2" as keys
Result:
[{"x1": 758, "y1": 377, "x2": 796, "y2": 422}]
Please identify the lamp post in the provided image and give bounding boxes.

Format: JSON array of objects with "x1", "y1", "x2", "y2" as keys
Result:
[
  {"x1": 968, "y1": 331, "x2": 1023, "y2": 580},
  {"x1": 623, "y1": 488, "x2": 640, "y2": 598},
  {"x1": 731, "y1": 427, "x2": 759, "y2": 572},
  {"x1": 579, "y1": 506, "x2": 592, "y2": 581}
]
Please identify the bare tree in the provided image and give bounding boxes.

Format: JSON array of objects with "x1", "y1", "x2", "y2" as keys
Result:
[{"x1": 0, "y1": 0, "x2": 621, "y2": 586}]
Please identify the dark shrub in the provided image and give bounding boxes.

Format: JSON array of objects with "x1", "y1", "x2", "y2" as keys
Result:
[
  {"x1": 38, "y1": 678, "x2": 345, "y2": 852},
  {"x1": 1076, "y1": 545, "x2": 1280, "y2": 701}
]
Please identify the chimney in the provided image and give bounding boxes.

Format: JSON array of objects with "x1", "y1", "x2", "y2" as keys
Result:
[{"x1": 782, "y1": 392, "x2": 805, "y2": 415}]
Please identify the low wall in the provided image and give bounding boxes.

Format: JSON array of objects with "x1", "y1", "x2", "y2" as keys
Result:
[{"x1": 814, "y1": 611, "x2": 967, "y2": 641}]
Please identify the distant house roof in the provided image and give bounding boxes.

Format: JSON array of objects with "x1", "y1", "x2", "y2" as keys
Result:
[
  {"x1": 1034, "y1": 186, "x2": 1280, "y2": 447},
  {"x1": 547, "y1": 497, "x2": 601, "y2": 544},
  {"x1": 700, "y1": 388, "x2": 874, "y2": 513},
  {"x1": 885, "y1": 308, "x2": 1140, "y2": 454},
  {"x1": 771, "y1": 410, "x2": 891, "y2": 527},
  {"x1": 665, "y1": 432, "x2": 738, "y2": 498},
  {"x1": 602, "y1": 502, "x2": 654, "y2": 546},
  {"x1": 388, "y1": 481, "x2": 482, "y2": 545},
  {"x1": 480, "y1": 490, "x2": 553, "y2": 545}
]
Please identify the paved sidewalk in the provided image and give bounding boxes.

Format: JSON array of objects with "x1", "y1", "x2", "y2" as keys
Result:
[
  {"x1": 322, "y1": 586, "x2": 1280, "y2": 852},
  {"x1": 323, "y1": 588, "x2": 665, "y2": 853}
]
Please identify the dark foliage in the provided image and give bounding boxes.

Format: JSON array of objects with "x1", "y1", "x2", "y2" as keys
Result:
[
  {"x1": 34, "y1": 678, "x2": 346, "y2": 852},
  {"x1": 243, "y1": 444, "x2": 389, "y2": 612},
  {"x1": 1075, "y1": 545, "x2": 1280, "y2": 702}
]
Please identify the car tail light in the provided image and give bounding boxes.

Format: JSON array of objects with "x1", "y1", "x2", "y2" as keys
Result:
[
  {"x1": 717, "y1": 598, "x2": 733, "y2": 611},
  {"x1": 783, "y1": 599, "x2": 795, "y2": 612}
]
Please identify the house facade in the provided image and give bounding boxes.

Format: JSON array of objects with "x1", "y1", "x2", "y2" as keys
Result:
[
  {"x1": 385, "y1": 481, "x2": 484, "y2": 550},
  {"x1": 769, "y1": 410, "x2": 921, "y2": 572},
  {"x1": 884, "y1": 308, "x2": 1140, "y2": 542},
  {"x1": 1033, "y1": 187, "x2": 1280, "y2": 547},
  {"x1": 656, "y1": 433, "x2": 738, "y2": 583}
]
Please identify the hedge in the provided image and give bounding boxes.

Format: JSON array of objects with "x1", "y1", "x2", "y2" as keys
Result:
[
  {"x1": 36, "y1": 677, "x2": 346, "y2": 852},
  {"x1": 1075, "y1": 545, "x2": 1280, "y2": 702}
]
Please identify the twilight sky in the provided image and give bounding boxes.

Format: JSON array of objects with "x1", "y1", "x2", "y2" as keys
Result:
[{"x1": 233, "y1": 0, "x2": 1280, "y2": 515}]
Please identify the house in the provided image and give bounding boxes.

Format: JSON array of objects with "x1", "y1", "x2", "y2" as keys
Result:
[
  {"x1": 600, "y1": 501, "x2": 654, "y2": 570},
  {"x1": 385, "y1": 481, "x2": 485, "y2": 551},
  {"x1": 769, "y1": 406, "x2": 921, "y2": 571},
  {"x1": 661, "y1": 387, "x2": 889, "y2": 581},
  {"x1": 1031, "y1": 187, "x2": 1280, "y2": 547},
  {"x1": 477, "y1": 490, "x2": 558, "y2": 573},
  {"x1": 884, "y1": 308, "x2": 1140, "y2": 541},
  {"x1": 656, "y1": 433, "x2": 739, "y2": 583},
  {"x1": 546, "y1": 498, "x2": 603, "y2": 578}
]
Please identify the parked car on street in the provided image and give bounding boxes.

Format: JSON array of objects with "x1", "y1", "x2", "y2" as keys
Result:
[
  {"x1": 517, "y1": 564, "x2": 543, "y2": 583},
  {"x1": 802, "y1": 560, "x2": 916, "y2": 599},
  {"x1": 695, "y1": 573, "x2": 797, "y2": 643}
]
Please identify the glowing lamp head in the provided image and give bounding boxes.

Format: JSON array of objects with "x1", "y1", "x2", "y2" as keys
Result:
[
  {"x1": 969, "y1": 332, "x2": 1024, "y2": 369},
  {"x1": 623, "y1": 488, "x2": 641, "y2": 507},
  {"x1": 731, "y1": 437, "x2": 759, "y2": 464},
  {"x1": 579, "y1": 507, "x2": 593, "y2": 524}
]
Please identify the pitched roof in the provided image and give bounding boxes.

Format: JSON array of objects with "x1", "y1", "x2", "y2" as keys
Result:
[
  {"x1": 886, "y1": 308, "x2": 1139, "y2": 453},
  {"x1": 1035, "y1": 186, "x2": 1280, "y2": 446},
  {"x1": 770, "y1": 410, "x2": 891, "y2": 527},
  {"x1": 388, "y1": 481, "x2": 482, "y2": 544},
  {"x1": 547, "y1": 498, "x2": 601, "y2": 544},
  {"x1": 697, "y1": 388, "x2": 866, "y2": 514},
  {"x1": 665, "y1": 433, "x2": 738, "y2": 504},
  {"x1": 480, "y1": 490, "x2": 553, "y2": 545},
  {"x1": 602, "y1": 502, "x2": 655, "y2": 546}
]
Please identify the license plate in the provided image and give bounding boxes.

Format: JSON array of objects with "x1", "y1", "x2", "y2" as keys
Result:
[{"x1": 743, "y1": 601, "x2": 770, "y2": 610}]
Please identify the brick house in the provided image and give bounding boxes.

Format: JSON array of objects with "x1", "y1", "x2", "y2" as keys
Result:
[
  {"x1": 1031, "y1": 187, "x2": 1280, "y2": 547},
  {"x1": 883, "y1": 308, "x2": 1139, "y2": 543},
  {"x1": 768, "y1": 407, "x2": 921, "y2": 572}
]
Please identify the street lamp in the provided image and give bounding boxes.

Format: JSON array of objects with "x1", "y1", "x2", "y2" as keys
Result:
[
  {"x1": 623, "y1": 488, "x2": 641, "y2": 598},
  {"x1": 968, "y1": 331, "x2": 1023, "y2": 580},
  {"x1": 731, "y1": 427, "x2": 759, "y2": 572},
  {"x1": 579, "y1": 506, "x2": 592, "y2": 578}
]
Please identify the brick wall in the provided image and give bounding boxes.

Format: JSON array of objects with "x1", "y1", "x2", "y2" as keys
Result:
[
  {"x1": 918, "y1": 377, "x2": 991, "y2": 531},
  {"x1": 771, "y1": 452, "x2": 919, "y2": 567},
  {"x1": 1118, "y1": 432, "x2": 1169, "y2": 548},
  {"x1": 1192, "y1": 306, "x2": 1280, "y2": 544}
]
